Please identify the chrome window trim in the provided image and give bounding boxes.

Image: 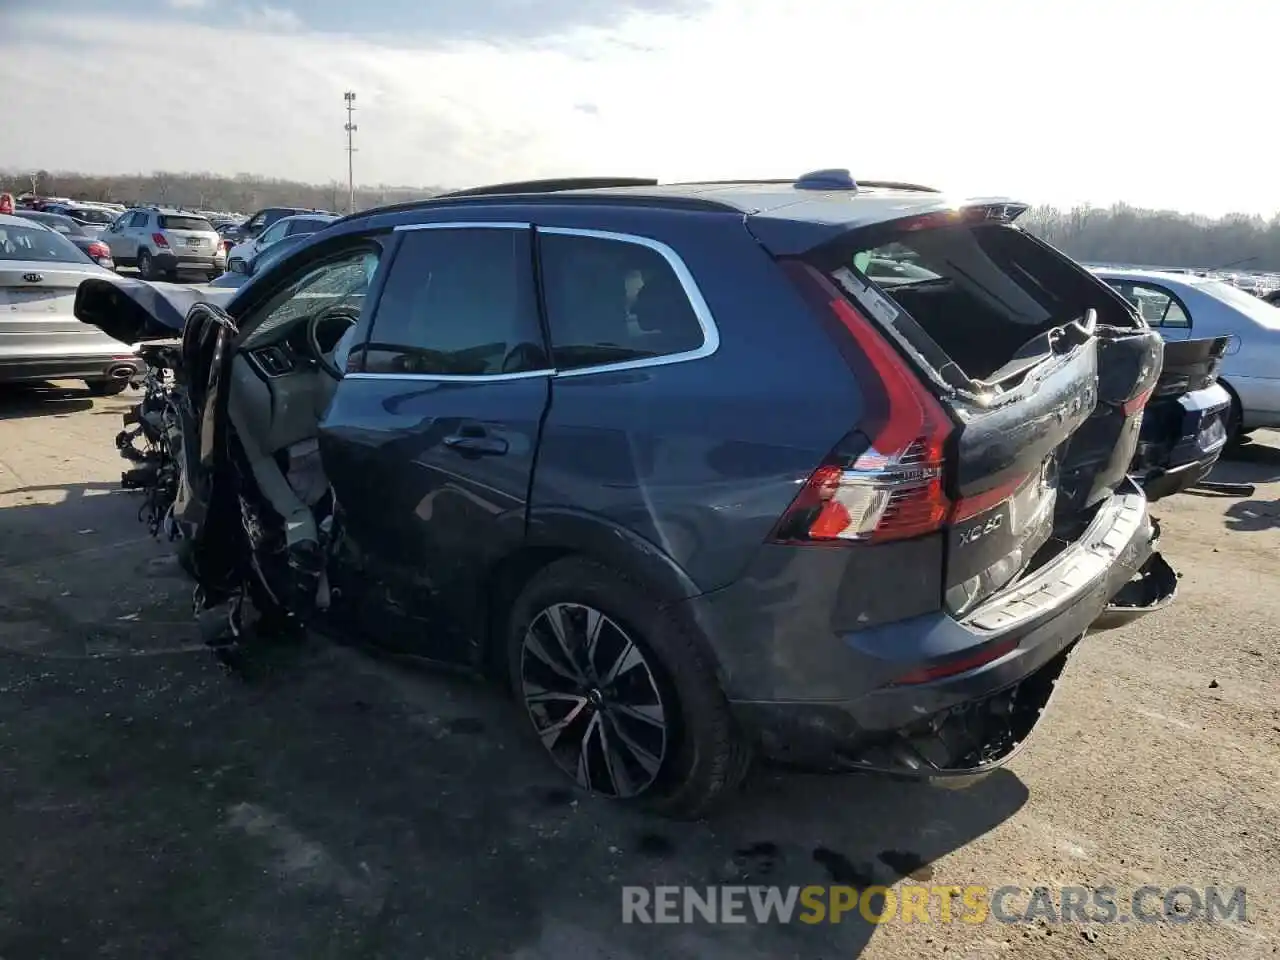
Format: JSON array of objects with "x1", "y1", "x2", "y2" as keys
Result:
[
  {"x1": 344, "y1": 369, "x2": 554, "y2": 384},
  {"x1": 394, "y1": 221, "x2": 531, "y2": 232},
  {"x1": 538, "y1": 226, "x2": 720, "y2": 378},
  {"x1": 350, "y1": 221, "x2": 719, "y2": 383}
]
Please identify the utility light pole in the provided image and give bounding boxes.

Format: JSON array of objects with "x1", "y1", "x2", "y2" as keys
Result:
[{"x1": 344, "y1": 91, "x2": 358, "y2": 214}]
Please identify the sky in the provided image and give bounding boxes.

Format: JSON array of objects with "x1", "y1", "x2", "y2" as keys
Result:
[{"x1": 0, "y1": 0, "x2": 1276, "y2": 217}]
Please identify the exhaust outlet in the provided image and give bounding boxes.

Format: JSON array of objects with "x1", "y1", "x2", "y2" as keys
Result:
[{"x1": 106, "y1": 364, "x2": 135, "y2": 380}]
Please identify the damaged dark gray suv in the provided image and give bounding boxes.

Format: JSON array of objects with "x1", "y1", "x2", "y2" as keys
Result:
[{"x1": 76, "y1": 170, "x2": 1179, "y2": 818}]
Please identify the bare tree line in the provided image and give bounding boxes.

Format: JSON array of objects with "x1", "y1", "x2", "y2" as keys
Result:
[
  {"x1": 5, "y1": 168, "x2": 1280, "y2": 271},
  {"x1": 1019, "y1": 203, "x2": 1280, "y2": 272},
  {"x1": 0, "y1": 169, "x2": 444, "y2": 216}
]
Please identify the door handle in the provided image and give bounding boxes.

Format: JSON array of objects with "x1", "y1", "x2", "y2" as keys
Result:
[{"x1": 443, "y1": 433, "x2": 509, "y2": 456}]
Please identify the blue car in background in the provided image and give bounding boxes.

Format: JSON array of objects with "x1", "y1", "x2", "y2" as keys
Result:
[{"x1": 1130, "y1": 337, "x2": 1232, "y2": 501}]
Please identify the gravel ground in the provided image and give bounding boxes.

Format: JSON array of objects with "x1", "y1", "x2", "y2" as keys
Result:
[{"x1": 0, "y1": 381, "x2": 1277, "y2": 960}]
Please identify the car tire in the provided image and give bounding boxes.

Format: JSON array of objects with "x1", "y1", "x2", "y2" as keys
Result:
[
  {"x1": 137, "y1": 249, "x2": 155, "y2": 280},
  {"x1": 86, "y1": 379, "x2": 128, "y2": 396},
  {"x1": 1221, "y1": 382, "x2": 1246, "y2": 446},
  {"x1": 506, "y1": 556, "x2": 750, "y2": 819}
]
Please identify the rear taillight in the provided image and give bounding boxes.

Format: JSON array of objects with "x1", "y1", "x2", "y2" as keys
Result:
[
  {"x1": 770, "y1": 270, "x2": 954, "y2": 545},
  {"x1": 152, "y1": 232, "x2": 169, "y2": 247},
  {"x1": 1122, "y1": 384, "x2": 1155, "y2": 417},
  {"x1": 87, "y1": 241, "x2": 110, "y2": 260}
]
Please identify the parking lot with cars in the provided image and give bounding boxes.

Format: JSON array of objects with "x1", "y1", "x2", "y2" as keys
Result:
[{"x1": 0, "y1": 382, "x2": 1277, "y2": 958}]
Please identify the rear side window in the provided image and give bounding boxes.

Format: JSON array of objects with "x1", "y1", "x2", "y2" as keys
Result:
[
  {"x1": 70, "y1": 207, "x2": 115, "y2": 225},
  {"x1": 364, "y1": 227, "x2": 546, "y2": 377},
  {"x1": 286, "y1": 218, "x2": 327, "y2": 237},
  {"x1": 1103, "y1": 280, "x2": 1190, "y2": 328},
  {"x1": 160, "y1": 215, "x2": 213, "y2": 232},
  {"x1": 537, "y1": 231, "x2": 705, "y2": 371}
]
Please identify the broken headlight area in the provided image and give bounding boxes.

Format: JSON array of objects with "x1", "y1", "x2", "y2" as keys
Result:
[{"x1": 833, "y1": 645, "x2": 1073, "y2": 778}]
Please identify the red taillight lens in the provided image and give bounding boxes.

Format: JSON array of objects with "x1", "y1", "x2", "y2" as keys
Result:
[
  {"x1": 892, "y1": 637, "x2": 1019, "y2": 685},
  {"x1": 1122, "y1": 384, "x2": 1155, "y2": 417},
  {"x1": 87, "y1": 241, "x2": 110, "y2": 260},
  {"x1": 152, "y1": 232, "x2": 169, "y2": 247},
  {"x1": 951, "y1": 472, "x2": 1030, "y2": 524},
  {"x1": 771, "y1": 270, "x2": 954, "y2": 545}
]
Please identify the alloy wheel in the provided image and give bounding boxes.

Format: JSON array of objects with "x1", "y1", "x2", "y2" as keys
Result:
[{"x1": 519, "y1": 602, "x2": 669, "y2": 798}]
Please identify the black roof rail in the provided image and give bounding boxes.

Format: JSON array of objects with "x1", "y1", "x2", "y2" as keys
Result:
[
  {"x1": 433, "y1": 177, "x2": 659, "y2": 199},
  {"x1": 332, "y1": 181, "x2": 737, "y2": 226},
  {"x1": 856, "y1": 180, "x2": 942, "y2": 193},
  {"x1": 665, "y1": 178, "x2": 794, "y2": 187}
]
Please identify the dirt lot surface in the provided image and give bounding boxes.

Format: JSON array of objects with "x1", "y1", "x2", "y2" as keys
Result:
[{"x1": 1, "y1": 382, "x2": 1277, "y2": 960}]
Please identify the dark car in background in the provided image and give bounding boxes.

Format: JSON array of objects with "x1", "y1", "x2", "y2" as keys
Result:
[
  {"x1": 12, "y1": 210, "x2": 115, "y2": 269},
  {"x1": 77, "y1": 172, "x2": 1189, "y2": 816},
  {"x1": 43, "y1": 203, "x2": 118, "y2": 234}
]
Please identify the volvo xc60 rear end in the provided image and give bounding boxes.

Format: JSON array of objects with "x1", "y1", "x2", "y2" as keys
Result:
[{"x1": 661, "y1": 176, "x2": 1177, "y2": 788}]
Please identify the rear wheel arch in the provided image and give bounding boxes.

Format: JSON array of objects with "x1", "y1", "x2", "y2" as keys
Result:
[
  {"x1": 477, "y1": 517, "x2": 717, "y2": 681},
  {"x1": 1217, "y1": 377, "x2": 1247, "y2": 439}
]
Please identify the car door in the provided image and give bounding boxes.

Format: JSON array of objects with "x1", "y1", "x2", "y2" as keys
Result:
[
  {"x1": 122, "y1": 211, "x2": 149, "y2": 260},
  {"x1": 102, "y1": 213, "x2": 131, "y2": 259},
  {"x1": 318, "y1": 223, "x2": 552, "y2": 661}
]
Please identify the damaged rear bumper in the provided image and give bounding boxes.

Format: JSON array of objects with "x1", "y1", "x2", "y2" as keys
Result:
[{"x1": 729, "y1": 479, "x2": 1177, "y2": 781}]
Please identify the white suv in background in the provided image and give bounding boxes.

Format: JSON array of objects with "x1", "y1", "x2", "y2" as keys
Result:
[{"x1": 102, "y1": 208, "x2": 225, "y2": 281}]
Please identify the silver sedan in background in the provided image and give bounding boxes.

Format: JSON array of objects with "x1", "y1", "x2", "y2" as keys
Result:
[
  {"x1": 0, "y1": 214, "x2": 141, "y2": 394},
  {"x1": 1092, "y1": 267, "x2": 1280, "y2": 439}
]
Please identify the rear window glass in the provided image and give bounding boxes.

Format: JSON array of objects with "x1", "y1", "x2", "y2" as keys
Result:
[
  {"x1": 825, "y1": 222, "x2": 1125, "y2": 381},
  {"x1": 1197, "y1": 279, "x2": 1280, "y2": 330},
  {"x1": 538, "y1": 232, "x2": 705, "y2": 371},
  {"x1": 286, "y1": 218, "x2": 329, "y2": 236},
  {"x1": 0, "y1": 224, "x2": 89, "y2": 262},
  {"x1": 69, "y1": 207, "x2": 116, "y2": 224},
  {"x1": 21, "y1": 213, "x2": 85, "y2": 236},
  {"x1": 159, "y1": 215, "x2": 213, "y2": 232}
]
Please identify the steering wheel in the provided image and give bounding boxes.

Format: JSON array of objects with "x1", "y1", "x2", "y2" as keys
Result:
[{"x1": 307, "y1": 304, "x2": 360, "y2": 380}]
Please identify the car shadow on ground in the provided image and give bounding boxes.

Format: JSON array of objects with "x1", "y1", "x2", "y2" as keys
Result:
[
  {"x1": 0, "y1": 480, "x2": 1030, "y2": 959},
  {"x1": 0, "y1": 382, "x2": 96, "y2": 421},
  {"x1": 1194, "y1": 437, "x2": 1280, "y2": 531},
  {"x1": 1222, "y1": 498, "x2": 1280, "y2": 532}
]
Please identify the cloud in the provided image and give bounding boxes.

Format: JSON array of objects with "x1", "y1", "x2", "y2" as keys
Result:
[
  {"x1": 166, "y1": 0, "x2": 210, "y2": 9},
  {"x1": 1, "y1": 0, "x2": 1278, "y2": 216},
  {"x1": 238, "y1": 4, "x2": 302, "y2": 32}
]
